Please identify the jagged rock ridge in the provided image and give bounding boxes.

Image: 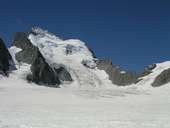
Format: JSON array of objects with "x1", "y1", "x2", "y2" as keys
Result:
[{"x1": 96, "y1": 59, "x2": 138, "y2": 85}]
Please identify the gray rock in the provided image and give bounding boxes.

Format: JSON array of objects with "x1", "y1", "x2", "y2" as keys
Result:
[
  {"x1": 27, "y1": 49, "x2": 72, "y2": 87},
  {"x1": 81, "y1": 59, "x2": 96, "y2": 69},
  {"x1": 65, "y1": 44, "x2": 78, "y2": 55},
  {"x1": 152, "y1": 68, "x2": 170, "y2": 87},
  {"x1": 12, "y1": 32, "x2": 38, "y2": 64},
  {"x1": 27, "y1": 49, "x2": 61, "y2": 87},
  {"x1": 96, "y1": 59, "x2": 138, "y2": 86},
  {"x1": 140, "y1": 64, "x2": 156, "y2": 77},
  {"x1": 0, "y1": 38, "x2": 15, "y2": 76},
  {"x1": 51, "y1": 63, "x2": 72, "y2": 82},
  {"x1": 54, "y1": 66, "x2": 72, "y2": 82}
]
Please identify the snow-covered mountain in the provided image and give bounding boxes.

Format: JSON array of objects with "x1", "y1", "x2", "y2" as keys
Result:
[
  {"x1": 1, "y1": 27, "x2": 170, "y2": 128},
  {"x1": 0, "y1": 27, "x2": 170, "y2": 88},
  {"x1": 9, "y1": 27, "x2": 112, "y2": 88}
]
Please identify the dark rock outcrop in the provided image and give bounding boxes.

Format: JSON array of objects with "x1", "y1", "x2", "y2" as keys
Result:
[
  {"x1": 96, "y1": 59, "x2": 138, "y2": 86},
  {"x1": 81, "y1": 59, "x2": 96, "y2": 69},
  {"x1": 50, "y1": 63, "x2": 73, "y2": 82},
  {"x1": 152, "y1": 68, "x2": 170, "y2": 87},
  {"x1": 27, "y1": 49, "x2": 72, "y2": 87},
  {"x1": 27, "y1": 50, "x2": 60, "y2": 87},
  {"x1": 53, "y1": 65, "x2": 72, "y2": 82},
  {"x1": 12, "y1": 32, "x2": 38, "y2": 64},
  {"x1": 0, "y1": 38, "x2": 15, "y2": 76},
  {"x1": 140, "y1": 64, "x2": 156, "y2": 77}
]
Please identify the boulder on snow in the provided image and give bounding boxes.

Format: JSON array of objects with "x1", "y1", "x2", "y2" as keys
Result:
[
  {"x1": 152, "y1": 68, "x2": 170, "y2": 87},
  {"x1": 0, "y1": 38, "x2": 15, "y2": 76},
  {"x1": 96, "y1": 59, "x2": 138, "y2": 86}
]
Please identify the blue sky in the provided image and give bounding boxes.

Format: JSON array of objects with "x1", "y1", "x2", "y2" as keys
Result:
[{"x1": 0, "y1": 0, "x2": 170, "y2": 71}]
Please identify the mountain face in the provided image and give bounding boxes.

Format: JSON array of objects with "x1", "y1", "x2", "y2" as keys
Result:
[
  {"x1": 26, "y1": 49, "x2": 70, "y2": 87},
  {"x1": 12, "y1": 32, "x2": 38, "y2": 64},
  {"x1": 0, "y1": 27, "x2": 169, "y2": 88},
  {"x1": 0, "y1": 38, "x2": 15, "y2": 76},
  {"x1": 11, "y1": 30, "x2": 72, "y2": 87},
  {"x1": 96, "y1": 59, "x2": 138, "y2": 85},
  {"x1": 10, "y1": 27, "x2": 104, "y2": 87}
]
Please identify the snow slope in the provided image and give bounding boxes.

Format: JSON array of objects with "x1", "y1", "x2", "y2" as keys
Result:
[
  {"x1": 136, "y1": 61, "x2": 170, "y2": 88},
  {"x1": 0, "y1": 72, "x2": 170, "y2": 128}
]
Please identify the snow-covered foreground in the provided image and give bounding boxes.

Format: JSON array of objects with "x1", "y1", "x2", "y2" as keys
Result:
[{"x1": 0, "y1": 75, "x2": 170, "y2": 128}]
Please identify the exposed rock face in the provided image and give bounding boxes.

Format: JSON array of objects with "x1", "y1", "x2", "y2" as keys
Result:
[
  {"x1": 50, "y1": 63, "x2": 73, "y2": 82},
  {"x1": 27, "y1": 50, "x2": 72, "y2": 86},
  {"x1": 96, "y1": 59, "x2": 137, "y2": 86},
  {"x1": 81, "y1": 59, "x2": 96, "y2": 69},
  {"x1": 12, "y1": 32, "x2": 38, "y2": 64},
  {"x1": 0, "y1": 38, "x2": 14, "y2": 76},
  {"x1": 140, "y1": 64, "x2": 156, "y2": 77},
  {"x1": 152, "y1": 68, "x2": 170, "y2": 87},
  {"x1": 27, "y1": 50, "x2": 60, "y2": 87},
  {"x1": 12, "y1": 32, "x2": 72, "y2": 86}
]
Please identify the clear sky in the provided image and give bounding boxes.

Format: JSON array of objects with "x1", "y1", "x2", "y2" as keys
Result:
[{"x1": 0, "y1": 0, "x2": 170, "y2": 71}]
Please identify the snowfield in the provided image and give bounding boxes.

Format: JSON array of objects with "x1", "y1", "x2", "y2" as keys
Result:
[{"x1": 0, "y1": 72, "x2": 170, "y2": 128}]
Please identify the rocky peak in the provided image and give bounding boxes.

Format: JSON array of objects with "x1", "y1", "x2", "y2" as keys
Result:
[{"x1": 12, "y1": 29, "x2": 72, "y2": 87}]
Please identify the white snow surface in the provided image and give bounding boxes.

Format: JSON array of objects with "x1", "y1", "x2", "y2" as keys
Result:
[{"x1": 1, "y1": 68, "x2": 170, "y2": 128}]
